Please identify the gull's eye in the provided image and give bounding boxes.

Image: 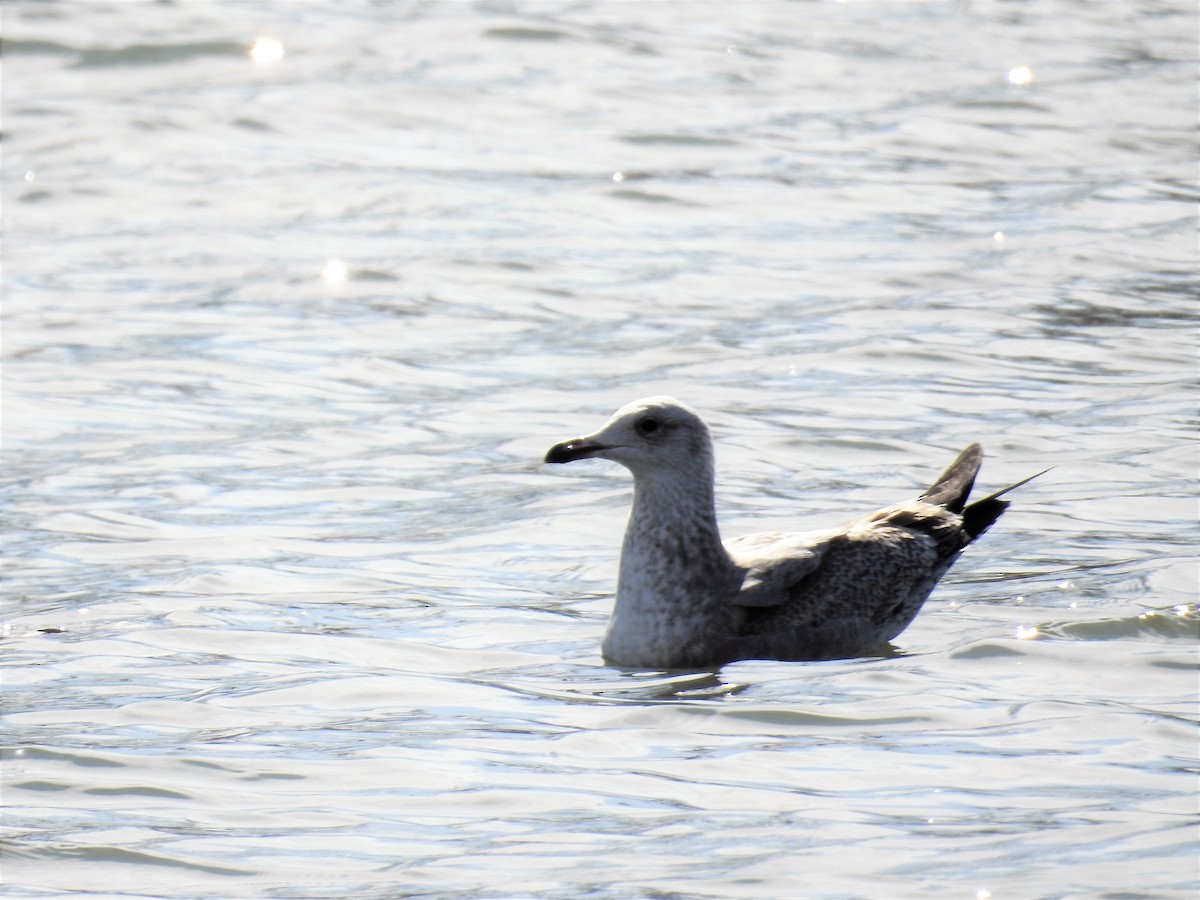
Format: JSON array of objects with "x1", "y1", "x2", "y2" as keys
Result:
[{"x1": 636, "y1": 417, "x2": 660, "y2": 436}]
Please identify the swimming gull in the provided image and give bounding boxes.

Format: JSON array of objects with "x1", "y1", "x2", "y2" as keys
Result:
[{"x1": 544, "y1": 396, "x2": 1044, "y2": 669}]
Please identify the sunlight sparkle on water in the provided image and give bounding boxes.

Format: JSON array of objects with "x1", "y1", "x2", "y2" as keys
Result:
[
  {"x1": 1007, "y1": 65, "x2": 1035, "y2": 86},
  {"x1": 1015, "y1": 625, "x2": 1040, "y2": 640},
  {"x1": 321, "y1": 258, "x2": 348, "y2": 286},
  {"x1": 250, "y1": 37, "x2": 285, "y2": 65}
]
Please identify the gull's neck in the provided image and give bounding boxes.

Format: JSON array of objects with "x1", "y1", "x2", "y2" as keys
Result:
[
  {"x1": 617, "y1": 464, "x2": 738, "y2": 609},
  {"x1": 602, "y1": 462, "x2": 741, "y2": 667}
]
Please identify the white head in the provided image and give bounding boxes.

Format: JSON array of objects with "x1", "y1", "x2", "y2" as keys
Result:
[{"x1": 544, "y1": 396, "x2": 713, "y2": 478}]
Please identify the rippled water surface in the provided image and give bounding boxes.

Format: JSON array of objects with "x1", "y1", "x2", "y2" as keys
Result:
[{"x1": 3, "y1": 1, "x2": 1197, "y2": 898}]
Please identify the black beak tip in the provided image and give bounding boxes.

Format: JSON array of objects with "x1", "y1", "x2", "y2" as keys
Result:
[
  {"x1": 545, "y1": 440, "x2": 601, "y2": 464},
  {"x1": 545, "y1": 441, "x2": 576, "y2": 464}
]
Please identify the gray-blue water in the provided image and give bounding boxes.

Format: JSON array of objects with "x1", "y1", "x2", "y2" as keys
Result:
[{"x1": 3, "y1": 2, "x2": 1197, "y2": 897}]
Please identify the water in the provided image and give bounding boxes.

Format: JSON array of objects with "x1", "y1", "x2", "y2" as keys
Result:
[{"x1": 2, "y1": 1, "x2": 1196, "y2": 897}]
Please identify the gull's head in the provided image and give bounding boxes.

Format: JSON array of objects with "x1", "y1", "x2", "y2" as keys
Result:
[{"x1": 544, "y1": 396, "x2": 712, "y2": 476}]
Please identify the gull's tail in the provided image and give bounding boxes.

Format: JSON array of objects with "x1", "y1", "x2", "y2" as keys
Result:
[
  {"x1": 921, "y1": 444, "x2": 1049, "y2": 541},
  {"x1": 921, "y1": 443, "x2": 983, "y2": 514}
]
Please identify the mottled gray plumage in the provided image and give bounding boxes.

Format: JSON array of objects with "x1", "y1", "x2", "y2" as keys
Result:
[{"x1": 544, "y1": 396, "x2": 1042, "y2": 669}]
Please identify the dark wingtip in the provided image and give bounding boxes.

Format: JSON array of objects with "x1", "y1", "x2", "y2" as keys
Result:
[
  {"x1": 962, "y1": 497, "x2": 1010, "y2": 540},
  {"x1": 960, "y1": 465, "x2": 1052, "y2": 541}
]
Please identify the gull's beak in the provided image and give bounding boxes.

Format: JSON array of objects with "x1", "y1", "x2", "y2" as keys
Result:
[{"x1": 545, "y1": 436, "x2": 608, "y2": 464}]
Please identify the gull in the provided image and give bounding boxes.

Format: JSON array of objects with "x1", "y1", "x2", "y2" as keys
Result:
[{"x1": 545, "y1": 396, "x2": 1044, "y2": 669}]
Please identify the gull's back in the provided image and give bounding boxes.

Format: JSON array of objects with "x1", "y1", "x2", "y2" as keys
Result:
[{"x1": 718, "y1": 443, "x2": 1010, "y2": 662}]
